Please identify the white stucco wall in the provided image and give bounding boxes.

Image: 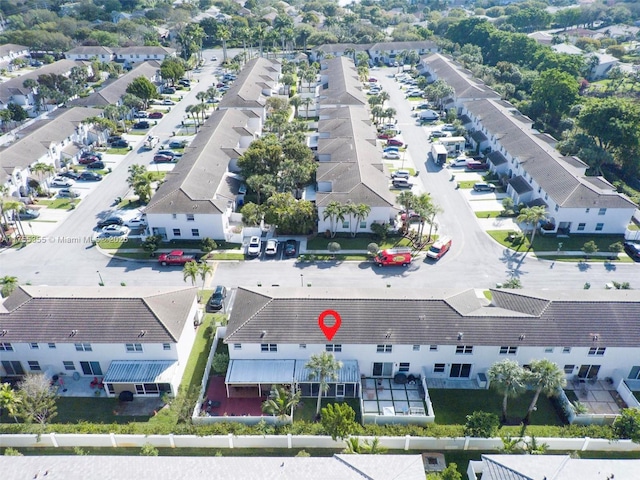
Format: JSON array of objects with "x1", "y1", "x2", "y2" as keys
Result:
[
  {"x1": 317, "y1": 205, "x2": 393, "y2": 236},
  {"x1": 147, "y1": 212, "x2": 227, "y2": 241}
]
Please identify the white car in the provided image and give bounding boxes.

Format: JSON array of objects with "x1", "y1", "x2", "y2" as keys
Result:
[
  {"x1": 51, "y1": 177, "x2": 75, "y2": 187},
  {"x1": 450, "y1": 156, "x2": 468, "y2": 167},
  {"x1": 247, "y1": 236, "x2": 261, "y2": 256},
  {"x1": 383, "y1": 151, "x2": 401, "y2": 159},
  {"x1": 442, "y1": 124, "x2": 457, "y2": 131},
  {"x1": 265, "y1": 239, "x2": 278, "y2": 256},
  {"x1": 125, "y1": 215, "x2": 147, "y2": 228},
  {"x1": 100, "y1": 225, "x2": 130, "y2": 237},
  {"x1": 162, "y1": 99, "x2": 176, "y2": 105}
]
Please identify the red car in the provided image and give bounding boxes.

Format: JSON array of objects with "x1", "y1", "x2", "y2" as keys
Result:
[
  {"x1": 377, "y1": 132, "x2": 394, "y2": 140},
  {"x1": 466, "y1": 160, "x2": 488, "y2": 170},
  {"x1": 148, "y1": 112, "x2": 163, "y2": 119},
  {"x1": 154, "y1": 154, "x2": 174, "y2": 163},
  {"x1": 79, "y1": 155, "x2": 99, "y2": 165},
  {"x1": 387, "y1": 139, "x2": 404, "y2": 147}
]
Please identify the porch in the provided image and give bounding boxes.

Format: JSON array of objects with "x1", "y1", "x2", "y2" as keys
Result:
[
  {"x1": 203, "y1": 375, "x2": 265, "y2": 418},
  {"x1": 362, "y1": 378, "x2": 427, "y2": 417},
  {"x1": 51, "y1": 374, "x2": 106, "y2": 398},
  {"x1": 567, "y1": 379, "x2": 625, "y2": 415}
]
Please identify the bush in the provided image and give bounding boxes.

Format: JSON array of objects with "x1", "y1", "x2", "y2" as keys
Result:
[
  {"x1": 211, "y1": 353, "x2": 229, "y2": 375},
  {"x1": 464, "y1": 411, "x2": 500, "y2": 438},
  {"x1": 613, "y1": 408, "x2": 640, "y2": 442}
]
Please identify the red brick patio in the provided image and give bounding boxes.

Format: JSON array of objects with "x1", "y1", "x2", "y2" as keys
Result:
[{"x1": 203, "y1": 376, "x2": 264, "y2": 417}]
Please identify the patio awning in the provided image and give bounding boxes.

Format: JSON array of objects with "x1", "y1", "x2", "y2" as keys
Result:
[
  {"x1": 104, "y1": 360, "x2": 176, "y2": 384},
  {"x1": 294, "y1": 360, "x2": 360, "y2": 384},
  {"x1": 225, "y1": 359, "x2": 295, "y2": 385}
]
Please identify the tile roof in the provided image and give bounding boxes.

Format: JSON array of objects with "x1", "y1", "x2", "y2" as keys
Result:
[
  {"x1": 0, "y1": 59, "x2": 76, "y2": 105},
  {"x1": 369, "y1": 40, "x2": 438, "y2": 52},
  {"x1": 0, "y1": 286, "x2": 197, "y2": 343},
  {"x1": 218, "y1": 57, "x2": 279, "y2": 109},
  {"x1": 70, "y1": 62, "x2": 160, "y2": 107},
  {"x1": 0, "y1": 454, "x2": 427, "y2": 480},
  {"x1": 0, "y1": 107, "x2": 102, "y2": 179},
  {"x1": 464, "y1": 99, "x2": 636, "y2": 209},
  {"x1": 145, "y1": 109, "x2": 255, "y2": 214},
  {"x1": 319, "y1": 57, "x2": 366, "y2": 106},
  {"x1": 225, "y1": 287, "x2": 640, "y2": 348},
  {"x1": 65, "y1": 46, "x2": 114, "y2": 56},
  {"x1": 421, "y1": 53, "x2": 499, "y2": 100}
]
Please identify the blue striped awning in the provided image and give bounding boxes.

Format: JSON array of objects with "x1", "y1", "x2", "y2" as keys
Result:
[{"x1": 104, "y1": 360, "x2": 176, "y2": 383}]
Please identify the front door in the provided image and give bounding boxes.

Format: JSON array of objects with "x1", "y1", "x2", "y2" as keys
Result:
[
  {"x1": 372, "y1": 362, "x2": 393, "y2": 377},
  {"x1": 336, "y1": 384, "x2": 345, "y2": 397},
  {"x1": 80, "y1": 361, "x2": 102, "y2": 376},
  {"x1": 578, "y1": 365, "x2": 600, "y2": 379},
  {"x1": 450, "y1": 363, "x2": 472, "y2": 378}
]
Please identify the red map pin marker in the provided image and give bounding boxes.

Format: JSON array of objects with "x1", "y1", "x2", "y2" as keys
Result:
[{"x1": 318, "y1": 309, "x2": 341, "y2": 341}]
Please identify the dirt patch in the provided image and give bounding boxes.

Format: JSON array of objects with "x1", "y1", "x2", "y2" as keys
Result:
[{"x1": 114, "y1": 398, "x2": 166, "y2": 416}]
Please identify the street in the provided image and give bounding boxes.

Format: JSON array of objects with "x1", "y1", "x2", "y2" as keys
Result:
[{"x1": 0, "y1": 61, "x2": 637, "y2": 291}]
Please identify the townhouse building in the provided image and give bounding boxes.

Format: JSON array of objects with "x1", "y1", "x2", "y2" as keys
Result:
[
  {"x1": 144, "y1": 109, "x2": 261, "y2": 242},
  {"x1": 65, "y1": 46, "x2": 115, "y2": 62},
  {"x1": 0, "y1": 107, "x2": 103, "y2": 198},
  {"x1": 0, "y1": 286, "x2": 200, "y2": 397},
  {"x1": 113, "y1": 46, "x2": 176, "y2": 68},
  {"x1": 367, "y1": 41, "x2": 438, "y2": 66},
  {"x1": 0, "y1": 43, "x2": 29, "y2": 70}
]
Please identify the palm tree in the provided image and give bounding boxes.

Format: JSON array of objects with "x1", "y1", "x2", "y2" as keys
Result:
[
  {"x1": 523, "y1": 359, "x2": 566, "y2": 424},
  {"x1": 197, "y1": 261, "x2": 213, "y2": 298},
  {"x1": 322, "y1": 201, "x2": 345, "y2": 238},
  {"x1": 343, "y1": 202, "x2": 359, "y2": 238},
  {"x1": 351, "y1": 203, "x2": 371, "y2": 237},
  {"x1": 488, "y1": 359, "x2": 526, "y2": 423},
  {"x1": 301, "y1": 97, "x2": 313, "y2": 118},
  {"x1": 219, "y1": 25, "x2": 231, "y2": 62},
  {"x1": 305, "y1": 352, "x2": 343, "y2": 417},
  {"x1": 0, "y1": 382, "x2": 21, "y2": 422},
  {"x1": 261, "y1": 384, "x2": 301, "y2": 420},
  {"x1": 182, "y1": 260, "x2": 199, "y2": 287},
  {"x1": 289, "y1": 95, "x2": 302, "y2": 117},
  {"x1": 0, "y1": 185, "x2": 12, "y2": 244},
  {"x1": 4, "y1": 199, "x2": 26, "y2": 239},
  {"x1": 396, "y1": 191, "x2": 416, "y2": 220},
  {"x1": 30, "y1": 162, "x2": 55, "y2": 194},
  {"x1": 516, "y1": 206, "x2": 548, "y2": 249}
]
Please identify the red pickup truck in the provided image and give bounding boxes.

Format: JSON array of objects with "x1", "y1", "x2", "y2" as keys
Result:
[{"x1": 158, "y1": 250, "x2": 196, "y2": 266}]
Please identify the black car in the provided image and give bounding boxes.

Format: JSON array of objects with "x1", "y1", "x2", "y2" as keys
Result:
[
  {"x1": 60, "y1": 171, "x2": 81, "y2": 180},
  {"x1": 624, "y1": 241, "x2": 640, "y2": 261},
  {"x1": 96, "y1": 216, "x2": 123, "y2": 228},
  {"x1": 86, "y1": 161, "x2": 105, "y2": 169},
  {"x1": 78, "y1": 171, "x2": 103, "y2": 181},
  {"x1": 207, "y1": 285, "x2": 227, "y2": 311},
  {"x1": 110, "y1": 139, "x2": 129, "y2": 148},
  {"x1": 15, "y1": 209, "x2": 40, "y2": 220},
  {"x1": 133, "y1": 121, "x2": 150, "y2": 129},
  {"x1": 108, "y1": 135, "x2": 123, "y2": 144},
  {"x1": 284, "y1": 239, "x2": 297, "y2": 257},
  {"x1": 81, "y1": 151, "x2": 103, "y2": 160}
]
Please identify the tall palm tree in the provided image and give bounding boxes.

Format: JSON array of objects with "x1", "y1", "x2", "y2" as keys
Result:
[
  {"x1": 396, "y1": 191, "x2": 416, "y2": 220},
  {"x1": 4, "y1": 199, "x2": 26, "y2": 239},
  {"x1": 197, "y1": 261, "x2": 213, "y2": 298},
  {"x1": 30, "y1": 162, "x2": 55, "y2": 195},
  {"x1": 516, "y1": 206, "x2": 548, "y2": 248},
  {"x1": 343, "y1": 202, "x2": 359, "y2": 238},
  {"x1": 305, "y1": 352, "x2": 343, "y2": 416},
  {"x1": 301, "y1": 97, "x2": 313, "y2": 118},
  {"x1": 322, "y1": 201, "x2": 344, "y2": 238},
  {"x1": 261, "y1": 384, "x2": 301, "y2": 420},
  {"x1": 182, "y1": 261, "x2": 199, "y2": 287},
  {"x1": 289, "y1": 95, "x2": 302, "y2": 117},
  {"x1": 351, "y1": 203, "x2": 371, "y2": 237},
  {"x1": 488, "y1": 359, "x2": 525, "y2": 423},
  {"x1": 0, "y1": 186, "x2": 12, "y2": 244},
  {"x1": 218, "y1": 25, "x2": 231, "y2": 63},
  {"x1": 523, "y1": 359, "x2": 566, "y2": 424},
  {"x1": 0, "y1": 382, "x2": 21, "y2": 422}
]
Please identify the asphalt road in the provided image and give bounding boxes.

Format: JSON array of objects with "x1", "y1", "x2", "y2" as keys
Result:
[{"x1": 0, "y1": 62, "x2": 637, "y2": 290}]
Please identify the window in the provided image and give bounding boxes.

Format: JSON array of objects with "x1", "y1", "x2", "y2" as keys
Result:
[
  {"x1": 2, "y1": 360, "x2": 24, "y2": 375},
  {"x1": 63, "y1": 361, "x2": 75, "y2": 371},
  {"x1": 80, "y1": 361, "x2": 102, "y2": 376},
  {"x1": 172, "y1": 214, "x2": 177, "y2": 219},
  {"x1": 413, "y1": 345, "x2": 421, "y2": 351},
  {"x1": 326, "y1": 344, "x2": 342, "y2": 352},
  {"x1": 299, "y1": 344, "x2": 307, "y2": 349},
  {"x1": 29, "y1": 343, "x2": 39, "y2": 349},
  {"x1": 261, "y1": 343, "x2": 277, "y2": 352},
  {"x1": 191, "y1": 229, "x2": 200, "y2": 237},
  {"x1": 163, "y1": 343, "x2": 171, "y2": 351},
  {"x1": 359, "y1": 220, "x2": 366, "y2": 229},
  {"x1": 0, "y1": 342, "x2": 13, "y2": 351},
  {"x1": 577, "y1": 223, "x2": 585, "y2": 231},
  {"x1": 595, "y1": 223, "x2": 604, "y2": 231},
  {"x1": 75, "y1": 343, "x2": 92, "y2": 352},
  {"x1": 399, "y1": 362, "x2": 410, "y2": 372},
  {"x1": 376, "y1": 344, "x2": 392, "y2": 353},
  {"x1": 588, "y1": 347, "x2": 606, "y2": 356},
  {"x1": 545, "y1": 347, "x2": 554, "y2": 353},
  {"x1": 628, "y1": 366, "x2": 640, "y2": 380},
  {"x1": 232, "y1": 344, "x2": 241, "y2": 350},
  {"x1": 429, "y1": 345, "x2": 438, "y2": 351},
  {"x1": 28, "y1": 361, "x2": 41, "y2": 371},
  {"x1": 598, "y1": 208, "x2": 606, "y2": 216},
  {"x1": 186, "y1": 214, "x2": 195, "y2": 221},
  {"x1": 125, "y1": 343, "x2": 143, "y2": 353},
  {"x1": 455, "y1": 345, "x2": 473, "y2": 354},
  {"x1": 499, "y1": 346, "x2": 517, "y2": 355},
  {"x1": 342, "y1": 221, "x2": 349, "y2": 228},
  {"x1": 585, "y1": 208, "x2": 590, "y2": 214},
  {"x1": 48, "y1": 343, "x2": 56, "y2": 349},
  {"x1": 563, "y1": 347, "x2": 571, "y2": 354},
  {"x1": 434, "y1": 363, "x2": 445, "y2": 373},
  {"x1": 564, "y1": 365, "x2": 575, "y2": 374},
  {"x1": 173, "y1": 228, "x2": 181, "y2": 237}
]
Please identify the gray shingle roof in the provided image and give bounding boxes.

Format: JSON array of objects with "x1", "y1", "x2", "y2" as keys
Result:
[
  {"x1": 0, "y1": 44, "x2": 28, "y2": 57},
  {"x1": 0, "y1": 59, "x2": 76, "y2": 105},
  {"x1": 421, "y1": 53, "x2": 499, "y2": 100},
  {"x1": 319, "y1": 57, "x2": 366, "y2": 106},
  {"x1": 70, "y1": 61, "x2": 160, "y2": 107},
  {"x1": 65, "y1": 46, "x2": 114, "y2": 57},
  {"x1": 225, "y1": 287, "x2": 640, "y2": 348},
  {"x1": 315, "y1": 42, "x2": 370, "y2": 54},
  {"x1": 113, "y1": 46, "x2": 176, "y2": 56},
  {"x1": 218, "y1": 57, "x2": 279, "y2": 109},
  {"x1": 465, "y1": 99, "x2": 636, "y2": 209},
  {"x1": 488, "y1": 150, "x2": 507, "y2": 166},
  {"x1": 0, "y1": 286, "x2": 197, "y2": 343},
  {"x1": 145, "y1": 109, "x2": 254, "y2": 214},
  {"x1": 0, "y1": 454, "x2": 427, "y2": 480},
  {"x1": 369, "y1": 41, "x2": 438, "y2": 52},
  {"x1": 0, "y1": 107, "x2": 102, "y2": 179},
  {"x1": 508, "y1": 175, "x2": 533, "y2": 194}
]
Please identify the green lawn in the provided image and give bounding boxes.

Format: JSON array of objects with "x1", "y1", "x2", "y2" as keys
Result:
[
  {"x1": 96, "y1": 238, "x2": 142, "y2": 249},
  {"x1": 294, "y1": 398, "x2": 361, "y2": 424},
  {"x1": 54, "y1": 398, "x2": 146, "y2": 424},
  {"x1": 487, "y1": 230, "x2": 626, "y2": 254},
  {"x1": 475, "y1": 211, "x2": 502, "y2": 218},
  {"x1": 429, "y1": 389, "x2": 565, "y2": 426},
  {"x1": 178, "y1": 316, "x2": 216, "y2": 392},
  {"x1": 106, "y1": 148, "x2": 131, "y2": 155},
  {"x1": 306, "y1": 235, "x2": 410, "y2": 251},
  {"x1": 38, "y1": 198, "x2": 79, "y2": 210}
]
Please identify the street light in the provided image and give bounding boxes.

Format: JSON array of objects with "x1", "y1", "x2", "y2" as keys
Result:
[
  {"x1": 300, "y1": 274, "x2": 304, "y2": 287},
  {"x1": 97, "y1": 270, "x2": 104, "y2": 286}
]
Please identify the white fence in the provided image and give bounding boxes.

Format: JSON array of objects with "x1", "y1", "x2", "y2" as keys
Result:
[
  {"x1": 618, "y1": 379, "x2": 640, "y2": 409},
  {"x1": 1, "y1": 433, "x2": 639, "y2": 452}
]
